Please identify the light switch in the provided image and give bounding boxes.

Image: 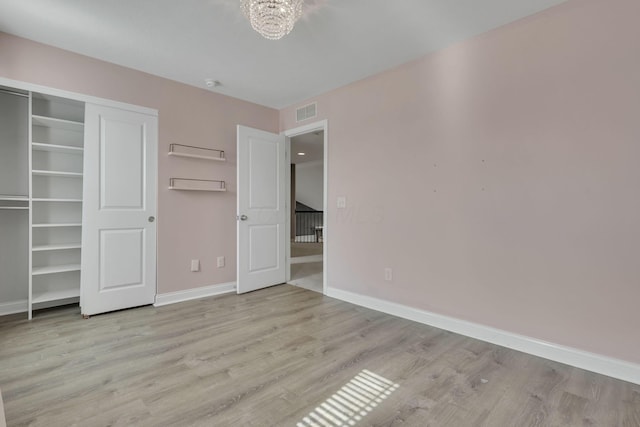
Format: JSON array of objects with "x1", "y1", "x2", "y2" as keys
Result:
[{"x1": 191, "y1": 259, "x2": 200, "y2": 272}]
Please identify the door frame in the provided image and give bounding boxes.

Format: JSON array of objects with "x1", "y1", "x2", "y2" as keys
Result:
[{"x1": 283, "y1": 119, "x2": 328, "y2": 295}]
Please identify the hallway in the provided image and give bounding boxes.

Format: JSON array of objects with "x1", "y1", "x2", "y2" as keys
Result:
[{"x1": 289, "y1": 242, "x2": 323, "y2": 293}]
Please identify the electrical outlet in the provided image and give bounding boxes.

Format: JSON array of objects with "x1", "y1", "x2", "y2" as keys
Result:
[
  {"x1": 217, "y1": 256, "x2": 225, "y2": 268},
  {"x1": 384, "y1": 268, "x2": 393, "y2": 281},
  {"x1": 337, "y1": 196, "x2": 347, "y2": 209},
  {"x1": 191, "y1": 259, "x2": 200, "y2": 272}
]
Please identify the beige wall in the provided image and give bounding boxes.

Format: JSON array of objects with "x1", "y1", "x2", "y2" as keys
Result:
[
  {"x1": 280, "y1": 0, "x2": 640, "y2": 364},
  {"x1": 0, "y1": 31, "x2": 279, "y2": 295}
]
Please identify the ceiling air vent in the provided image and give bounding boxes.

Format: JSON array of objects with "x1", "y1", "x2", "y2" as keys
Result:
[{"x1": 296, "y1": 102, "x2": 317, "y2": 122}]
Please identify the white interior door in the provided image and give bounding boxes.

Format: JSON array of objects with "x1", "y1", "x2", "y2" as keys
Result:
[
  {"x1": 237, "y1": 125, "x2": 286, "y2": 293},
  {"x1": 81, "y1": 103, "x2": 157, "y2": 316}
]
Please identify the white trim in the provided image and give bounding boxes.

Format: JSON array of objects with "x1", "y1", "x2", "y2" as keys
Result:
[
  {"x1": 285, "y1": 136, "x2": 292, "y2": 283},
  {"x1": 0, "y1": 77, "x2": 157, "y2": 116},
  {"x1": 28, "y1": 92, "x2": 33, "y2": 320},
  {"x1": 0, "y1": 300, "x2": 28, "y2": 316},
  {"x1": 154, "y1": 282, "x2": 236, "y2": 307},
  {"x1": 326, "y1": 287, "x2": 640, "y2": 385},
  {"x1": 283, "y1": 120, "x2": 328, "y2": 296},
  {"x1": 284, "y1": 120, "x2": 328, "y2": 138}
]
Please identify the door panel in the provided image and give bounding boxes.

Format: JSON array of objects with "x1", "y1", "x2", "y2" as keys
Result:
[
  {"x1": 237, "y1": 125, "x2": 286, "y2": 294},
  {"x1": 249, "y1": 139, "x2": 279, "y2": 209},
  {"x1": 249, "y1": 224, "x2": 279, "y2": 272},
  {"x1": 81, "y1": 103, "x2": 157, "y2": 316},
  {"x1": 100, "y1": 119, "x2": 145, "y2": 209},
  {"x1": 99, "y1": 228, "x2": 144, "y2": 290}
]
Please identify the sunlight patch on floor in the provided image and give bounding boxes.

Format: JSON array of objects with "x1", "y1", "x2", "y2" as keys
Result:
[{"x1": 297, "y1": 369, "x2": 400, "y2": 427}]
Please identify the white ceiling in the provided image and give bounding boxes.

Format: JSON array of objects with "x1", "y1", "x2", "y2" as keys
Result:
[{"x1": 0, "y1": 0, "x2": 566, "y2": 109}]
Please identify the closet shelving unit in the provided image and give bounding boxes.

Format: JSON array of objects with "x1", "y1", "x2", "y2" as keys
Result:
[
  {"x1": 168, "y1": 143, "x2": 227, "y2": 191},
  {"x1": 29, "y1": 93, "x2": 85, "y2": 312},
  {"x1": 2, "y1": 80, "x2": 159, "y2": 320}
]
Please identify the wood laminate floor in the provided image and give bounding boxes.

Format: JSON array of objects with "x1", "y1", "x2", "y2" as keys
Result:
[{"x1": 0, "y1": 285, "x2": 638, "y2": 426}]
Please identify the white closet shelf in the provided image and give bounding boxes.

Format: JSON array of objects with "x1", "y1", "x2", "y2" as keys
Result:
[
  {"x1": 32, "y1": 170, "x2": 83, "y2": 178},
  {"x1": 32, "y1": 142, "x2": 84, "y2": 154},
  {"x1": 32, "y1": 287, "x2": 80, "y2": 304},
  {"x1": 32, "y1": 243, "x2": 82, "y2": 252},
  {"x1": 32, "y1": 264, "x2": 81, "y2": 276},
  {"x1": 32, "y1": 198, "x2": 82, "y2": 203},
  {"x1": 0, "y1": 206, "x2": 29, "y2": 210},
  {"x1": 32, "y1": 223, "x2": 82, "y2": 228},
  {"x1": 32, "y1": 115, "x2": 84, "y2": 132},
  {"x1": 0, "y1": 195, "x2": 28, "y2": 201}
]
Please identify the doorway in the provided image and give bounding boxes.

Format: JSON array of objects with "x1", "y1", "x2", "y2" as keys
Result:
[{"x1": 285, "y1": 121, "x2": 328, "y2": 294}]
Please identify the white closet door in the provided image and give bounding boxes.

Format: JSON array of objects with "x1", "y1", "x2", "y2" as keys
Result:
[{"x1": 81, "y1": 103, "x2": 157, "y2": 316}]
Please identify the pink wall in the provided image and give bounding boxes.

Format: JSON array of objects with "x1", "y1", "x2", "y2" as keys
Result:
[
  {"x1": 3, "y1": 0, "x2": 639, "y2": 365},
  {"x1": 0, "y1": 32, "x2": 279, "y2": 295},
  {"x1": 281, "y1": 0, "x2": 640, "y2": 364}
]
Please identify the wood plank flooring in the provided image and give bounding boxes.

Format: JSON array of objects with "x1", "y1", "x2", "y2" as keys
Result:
[{"x1": 0, "y1": 285, "x2": 638, "y2": 426}]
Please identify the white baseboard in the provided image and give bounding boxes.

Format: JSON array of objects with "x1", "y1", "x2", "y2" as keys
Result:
[
  {"x1": 0, "y1": 300, "x2": 27, "y2": 316},
  {"x1": 154, "y1": 282, "x2": 236, "y2": 307},
  {"x1": 1, "y1": 283, "x2": 238, "y2": 316},
  {"x1": 326, "y1": 287, "x2": 640, "y2": 386}
]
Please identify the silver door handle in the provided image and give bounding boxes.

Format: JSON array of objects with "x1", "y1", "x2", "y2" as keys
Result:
[
  {"x1": 148, "y1": 216, "x2": 155, "y2": 222},
  {"x1": 238, "y1": 215, "x2": 248, "y2": 221}
]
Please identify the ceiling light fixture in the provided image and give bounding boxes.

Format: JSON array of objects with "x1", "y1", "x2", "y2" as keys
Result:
[
  {"x1": 240, "y1": 0, "x2": 304, "y2": 40},
  {"x1": 297, "y1": 152, "x2": 306, "y2": 156}
]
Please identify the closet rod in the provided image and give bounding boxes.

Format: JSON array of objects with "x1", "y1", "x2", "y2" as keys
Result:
[{"x1": 0, "y1": 88, "x2": 29, "y2": 98}]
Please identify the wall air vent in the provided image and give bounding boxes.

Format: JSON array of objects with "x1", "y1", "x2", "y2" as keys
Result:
[{"x1": 296, "y1": 102, "x2": 317, "y2": 122}]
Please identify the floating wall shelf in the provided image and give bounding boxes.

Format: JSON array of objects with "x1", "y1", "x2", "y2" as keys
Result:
[
  {"x1": 168, "y1": 143, "x2": 225, "y2": 161},
  {"x1": 169, "y1": 178, "x2": 226, "y2": 192}
]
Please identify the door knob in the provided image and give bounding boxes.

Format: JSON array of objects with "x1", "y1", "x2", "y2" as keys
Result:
[
  {"x1": 148, "y1": 216, "x2": 155, "y2": 222},
  {"x1": 238, "y1": 215, "x2": 248, "y2": 221}
]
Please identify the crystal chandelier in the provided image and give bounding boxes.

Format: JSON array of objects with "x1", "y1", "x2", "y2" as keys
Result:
[{"x1": 240, "y1": 0, "x2": 304, "y2": 40}]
